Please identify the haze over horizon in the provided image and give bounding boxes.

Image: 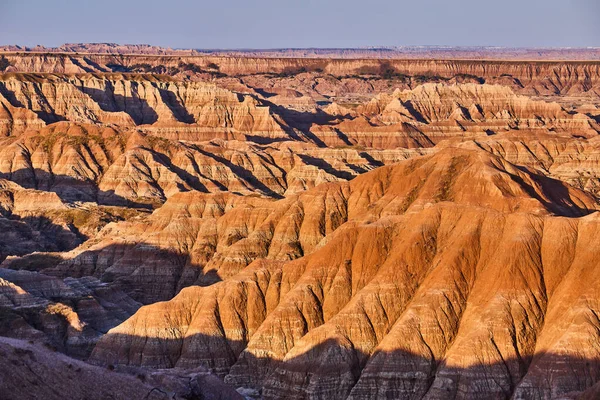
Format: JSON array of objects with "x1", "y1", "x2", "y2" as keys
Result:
[{"x1": 1, "y1": 0, "x2": 599, "y2": 49}]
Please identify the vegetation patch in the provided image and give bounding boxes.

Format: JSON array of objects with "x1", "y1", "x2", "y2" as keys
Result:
[
  {"x1": 454, "y1": 73, "x2": 485, "y2": 84},
  {"x1": 413, "y1": 71, "x2": 449, "y2": 83},
  {"x1": 270, "y1": 62, "x2": 327, "y2": 77},
  {"x1": 348, "y1": 63, "x2": 449, "y2": 83}
]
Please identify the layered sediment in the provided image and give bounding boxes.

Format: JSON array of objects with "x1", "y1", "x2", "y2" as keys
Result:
[
  {"x1": 0, "y1": 53, "x2": 598, "y2": 399},
  {"x1": 91, "y1": 149, "x2": 600, "y2": 399}
]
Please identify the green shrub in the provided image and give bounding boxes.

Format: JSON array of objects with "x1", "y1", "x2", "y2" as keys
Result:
[
  {"x1": 413, "y1": 71, "x2": 448, "y2": 83},
  {"x1": 454, "y1": 73, "x2": 485, "y2": 84},
  {"x1": 179, "y1": 62, "x2": 203, "y2": 73}
]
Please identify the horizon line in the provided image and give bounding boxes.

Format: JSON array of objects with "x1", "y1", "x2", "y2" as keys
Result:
[{"x1": 3, "y1": 43, "x2": 600, "y2": 51}]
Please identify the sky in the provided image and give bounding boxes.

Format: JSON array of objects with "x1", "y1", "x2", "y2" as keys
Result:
[{"x1": 0, "y1": 0, "x2": 599, "y2": 49}]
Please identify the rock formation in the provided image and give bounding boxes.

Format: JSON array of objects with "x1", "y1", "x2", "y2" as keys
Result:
[
  {"x1": 0, "y1": 267, "x2": 140, "y2": 357},
  {"x1": 0, "y1": 51, "x2": 598, "y2": 399},
  {"x1": 91, "y1": 149, "x2": 600, "y2": 399},
  {"x1": 0, "y1": 336, "x2": 241, "y2": 399}
]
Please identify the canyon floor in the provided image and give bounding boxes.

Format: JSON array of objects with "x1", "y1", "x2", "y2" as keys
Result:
[{"x1": 0, "y1": 47, "x2": 600, "y2": 399}]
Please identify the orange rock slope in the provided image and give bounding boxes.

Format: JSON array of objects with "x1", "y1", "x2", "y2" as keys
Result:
[{"x1": 90, "y1": 149, "x2": 600, "y2": 399}]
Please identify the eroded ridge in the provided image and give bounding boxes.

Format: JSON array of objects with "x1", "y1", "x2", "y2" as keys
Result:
[
  {"x1": 0, "y1": 55, "x2": 599, "y2": 399},
  {"x1": 91, "y1": 149, "x2": 600, "y2": 399}
]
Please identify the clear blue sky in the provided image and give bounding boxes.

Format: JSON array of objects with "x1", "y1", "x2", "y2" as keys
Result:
[{"x1": 1, "y1": 0, "x2": 598, "y2": 49}]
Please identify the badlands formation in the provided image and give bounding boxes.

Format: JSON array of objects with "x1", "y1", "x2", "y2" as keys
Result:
[{"x1": 0, "y1": 49, "x2": 599, "y2": 399}]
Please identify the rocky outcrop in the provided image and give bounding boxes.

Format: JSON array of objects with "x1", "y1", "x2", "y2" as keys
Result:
[
  {"x1": 0, "y1": 267, "x2": 140, "y2": 358},
  {"x1": 0, "y1": 177, "x2": 147, "y2": 261},
  {"x1": 310, "y1": 83, "x2": 599, "y2": 148},
  {"x1": 3, "y1": 54, "x2": 600, "y2": 98},
  {"x1": 0, "y1": 122, "x2": 428, "y2": 205},
  {"x1": 0, "y1": 73, "x2": 288, "y2": 139},
  {"x1": 0, "y1": 53, "x2": 599, "y2": 399},
  {"x1": 0, "y1": 337, "x2": 241, "y2": 400},
  {"x1": 0, "y1": 72, "x2": 596, "y2": 154},
  {"x1": 90, "y1": 148, "x2": 600, "y2": 399},
  {"x1": 0, "y1": 90, "x2": 45, "y2": 136},
  {"x1": 458, "y1": 136, "x2": 600, "y2": 198}
]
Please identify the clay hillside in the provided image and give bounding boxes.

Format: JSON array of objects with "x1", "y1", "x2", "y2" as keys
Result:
[{"x1": 0, "y1": 47, "x2": 599, "y2": 399}]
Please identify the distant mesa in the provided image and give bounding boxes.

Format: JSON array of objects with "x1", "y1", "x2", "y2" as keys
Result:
[{"x1": 2, "y1": 43, "x2": 600, "y2": 60}]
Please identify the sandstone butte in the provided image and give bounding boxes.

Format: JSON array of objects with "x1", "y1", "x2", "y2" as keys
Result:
[{"x1": 0, "y1": 49, "x2": 599, "y2": 399}]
